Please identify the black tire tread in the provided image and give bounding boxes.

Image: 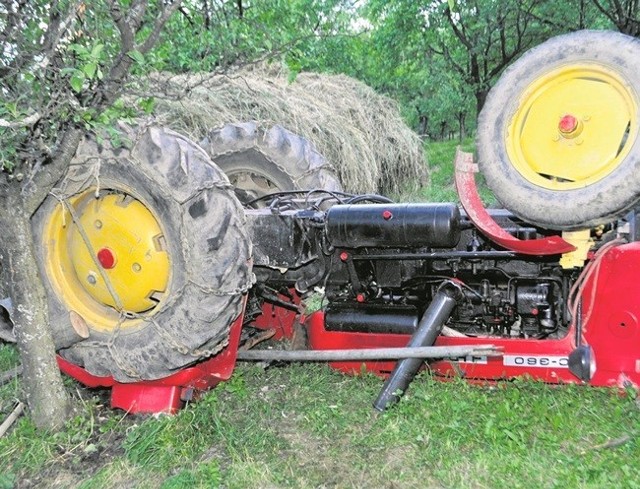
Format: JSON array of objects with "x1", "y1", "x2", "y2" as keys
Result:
[
  {"x1": 32, "y1": 126, "x2": 253, "y2": 382},
  {"x1": 477, "y1": 30, "x2": 640, "y2": 230},
  {"x1": 200, "y1": 122, "x2": 342, "y2": 200}
]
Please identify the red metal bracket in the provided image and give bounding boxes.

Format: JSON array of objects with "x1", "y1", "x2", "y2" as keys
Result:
[
  {"x1": 454, "y1": 149, "x2": 575, "y2": 255},
  {"x1": 57, "y1": 298, "x2": 246, "y2": 414}
]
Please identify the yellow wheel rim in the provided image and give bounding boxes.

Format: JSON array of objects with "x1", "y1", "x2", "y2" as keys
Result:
[
  {"x1": 506, "y1": 64, "x2": 638, "y2": 190},
  {"x1": 42, "y1": 189, "x2": 171, "y2": 333}
]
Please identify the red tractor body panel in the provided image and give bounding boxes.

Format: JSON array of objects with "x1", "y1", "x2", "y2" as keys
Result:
[{"x1": 57, "y1": 308, "x2": 245, "y2": 413}]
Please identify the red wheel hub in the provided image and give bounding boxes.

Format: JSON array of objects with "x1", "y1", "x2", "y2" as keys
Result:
[
  {"x1": 97, "y1": 248, "x2": 116, "y2": 269},
  {"x1": 558, "y1": 114, "x2": 578, "y2": 134}
]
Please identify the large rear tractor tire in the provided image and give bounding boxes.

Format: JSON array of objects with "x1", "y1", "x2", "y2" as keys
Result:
[
  {"x1": 200, "y1": 122, "x2": 342, "y2": 205},
  {"x1": 477, "y1": 31, "x2": 640, "y2": 230},
  {"x1": 32, "y1": 126, "x2": 253, "y2": 382}
]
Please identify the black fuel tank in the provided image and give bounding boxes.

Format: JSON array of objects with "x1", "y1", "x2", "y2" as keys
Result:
[{"x1": 325, "y1": 203, "x2": 460, "y2": 248}]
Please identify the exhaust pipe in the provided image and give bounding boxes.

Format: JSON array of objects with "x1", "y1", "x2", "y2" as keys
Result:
[{"x1": 373, "y1": 280, "x2": 462, "y2": 411}]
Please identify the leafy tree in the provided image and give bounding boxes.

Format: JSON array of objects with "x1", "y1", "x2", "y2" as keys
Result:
[
  {"x1": 298, "y1": 0, "x2": 640, "y2": 138},
  {"x1": 592, "y1": 0, "x2": 640, "y2": 35},
  {"x1": 0, "y1": 0, "x2": 181, "y2": 430},
  {"x1": 432, "y1": 0, "x2": 559, "y2": 115},
  {"x1": 151, "y1": 0, "x2": 354, "y2": 74}
]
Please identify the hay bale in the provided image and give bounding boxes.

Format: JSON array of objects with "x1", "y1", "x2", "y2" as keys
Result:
[{"x1": 146, "y1": 64, "x2": 428, "y2": 195}]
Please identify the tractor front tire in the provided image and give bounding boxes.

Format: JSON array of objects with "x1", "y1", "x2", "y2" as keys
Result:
[
  {"x1": 477, "y1": 30, "x2": 640, "y2": 230},
  {"x1": 200, "y1": 122, "x2": 342, "y2": 205},
  {"x1": 32, "y1": 126, "x2": 253, "y2": 382}
]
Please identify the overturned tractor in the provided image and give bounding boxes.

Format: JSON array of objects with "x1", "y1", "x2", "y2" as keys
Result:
[{"x1": 14, "y1": 31, "x2": 640, "y2": 412}]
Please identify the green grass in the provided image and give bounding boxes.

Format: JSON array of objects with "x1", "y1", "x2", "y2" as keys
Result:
[
  {"x1": 0, "y1": 344, "x2": 19, "y2": 371},
  {"x1": 0, "y1": 355, "x2": 638, "y2": 488},
  {"x1": 397, "y1": 137, "x2": 495, "y2": 204}
]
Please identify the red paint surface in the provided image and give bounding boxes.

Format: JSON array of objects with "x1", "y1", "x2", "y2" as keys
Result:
[
  {"x1": 559, "y1": 114, "x2": 578, "y2": 133},
  {"x1": 57, "y1": 299, "x2": 246, "y2": 414},
  {"x1": 58, "y1": 224, "x2": 640, "y2": 414},
  {"x1": 454, "y1": 150, "x2": 575, "y2": 255},
  {"x1": 250, "y1": 292, "x2": 301, "y2": 341}
]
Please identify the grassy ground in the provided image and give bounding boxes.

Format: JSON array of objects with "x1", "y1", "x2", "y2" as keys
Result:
[
  {"x1": 401, "y1": 137, "x2": 495, "y2": 204},
  {"x1": 0, "y1": 358, "x2": 638, "y2": 488},
  {"x1": 1, "y1": 139, "x2": 639, "y2": 488}
]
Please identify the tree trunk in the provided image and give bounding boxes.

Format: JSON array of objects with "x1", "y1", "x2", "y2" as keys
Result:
[
  {"x1": 457, "y1": 111, "x2": 466, "y2": 141},
  {"x1": 0, "y1": 0, "x2": 181, "y2": 431},
  {"x1": 475, "y1": 89, "x2": 488, "y2": 116},
  {"x1": 0, "y1": 204, "x2": 71, "y2": 430},
  {"x1": 418, "y1": 113, "x2": 429, "y2": 137}
]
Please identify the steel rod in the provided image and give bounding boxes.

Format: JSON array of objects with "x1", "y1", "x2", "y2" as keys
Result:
[
  {"x1": 0, "y1": 402, "x2": 24, "y2": 437},
  {"x1": 236, "y1": 345, "x2": 500, "y2": 362}
]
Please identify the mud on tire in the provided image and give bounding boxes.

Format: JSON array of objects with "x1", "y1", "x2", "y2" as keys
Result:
[
  {"x1": 200, "y1": 122, "x2": 342, "y2": 205},
  {"x1": 32, "y1": 126, "x2": 253, "y2": 382}
]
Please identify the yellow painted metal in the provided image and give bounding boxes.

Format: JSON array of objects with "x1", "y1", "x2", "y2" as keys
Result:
[
  {"x1": 41, "y1": 190, "x2": 170, "y2": 333},
  {"x1": 559, "y1": 230, "x2": 593, "y2": 269},
  {"x1": 506, "y1": 64, "x2": 638, "y2": 190}
]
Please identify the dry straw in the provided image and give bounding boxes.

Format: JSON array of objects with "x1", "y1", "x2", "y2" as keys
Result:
[{"x1": 147, "y1": 64, "x2": 428, "y2": 195}]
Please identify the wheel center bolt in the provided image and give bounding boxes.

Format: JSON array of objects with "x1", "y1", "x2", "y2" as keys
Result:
[
  {"x1": 558, "y1": 114, "x2": 578, "y2": 134},
  {"x1": 97, "y1": 248, "x2": 116, "y2": 269}
]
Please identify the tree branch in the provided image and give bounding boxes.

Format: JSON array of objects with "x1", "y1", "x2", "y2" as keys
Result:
[
  {"x1": 0, "y1": 1, "x2": 81, "y2": 81},
  {"x1": 139, "y1": 2, "x2": 183, "y2": 54},
  {"x1": 0, "y1": 113, "x2": 41, "y2": 129},
  {"x1": 445, "y1": 6, "x2": 473, "y2": 50}
]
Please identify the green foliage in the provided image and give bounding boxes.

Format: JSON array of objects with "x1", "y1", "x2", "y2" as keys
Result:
[
  {"x1": 63, "y1": 43, "x2": 107, "y2": 93},
  {"x1": 3, "y1": 0, "x2": 634, "y2": 176},
  {"x1": 0, "y1": 341, "x2": 639, "y2": 487},
  {"x1": 151, "y1": 0, "x2": 352, "y2": 73},
  {"x1": 0, "y1": 0, "x2": 177, "y2": 174},
  {"x1": 0, "y1": 344, "x2": 19, "y2": 372},
  {"x1": 396, "y1": 138, "x2": 494, "y2": 204}
]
